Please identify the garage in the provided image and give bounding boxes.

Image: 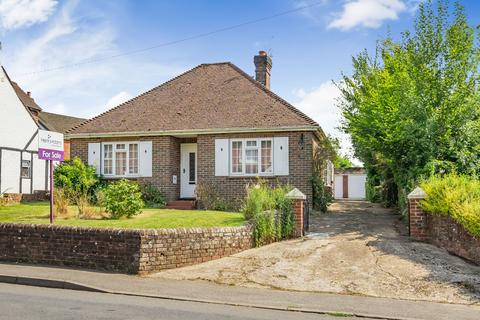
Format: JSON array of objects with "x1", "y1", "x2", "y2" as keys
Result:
[{"x1": 334, "y1": 167, "x2": 367, "y2": 200}]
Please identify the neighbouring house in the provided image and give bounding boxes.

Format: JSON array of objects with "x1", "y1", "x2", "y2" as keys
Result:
[
  {"x1": 333, "y1": 167, "x2": 367, "y2": 200},
  {"x1": 67, "y1": 51, "x2": 326, "y2": 208},
  {"x1": 0, "y1": 66, "x2": 85, "y2": 198}
]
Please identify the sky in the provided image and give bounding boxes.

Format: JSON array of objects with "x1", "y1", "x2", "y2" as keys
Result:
[{"x1": 1, "y1": 0, "x2": 480, "y2": 162}]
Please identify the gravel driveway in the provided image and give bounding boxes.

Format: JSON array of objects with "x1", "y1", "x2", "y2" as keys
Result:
[{"x1": 152, "y1": 201, "x2": 480, "y2": 305}]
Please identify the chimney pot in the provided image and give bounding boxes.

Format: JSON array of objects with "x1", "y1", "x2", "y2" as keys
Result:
[
  {"x1": 254, "y1": 50, "x2": 272, "y2": 89},
  {"x1": 27, "y1": 91, "x2": 31, "y2": 97}
]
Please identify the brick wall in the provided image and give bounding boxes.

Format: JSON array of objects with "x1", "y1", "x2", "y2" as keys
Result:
[
  {"x1": 197, "y1": 131, "x2": 314, "y2": 209},
  {"x1": 70, "y1": 131, "x2": 315, "y2": 207},
  {"x1": 0, "y1": 223, "x2": 253, "y2": 274},
  {"x1": 70, "y1": 136, "x2": 181, "y2": 202},
  {"x1": 426, "y1": 214, "x2": 480, "y2": 265},
  {"x1": 408, "y1": 195, "x2": 480, "y2": 265}
]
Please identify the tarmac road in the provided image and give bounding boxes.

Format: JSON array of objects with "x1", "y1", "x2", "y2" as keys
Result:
[{"x1": 0, "y1": 283, "x2": 373, "y2": 320}]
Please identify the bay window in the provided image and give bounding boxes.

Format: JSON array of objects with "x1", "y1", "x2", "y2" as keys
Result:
[
  {"x1": 230, "y1": 138, "x2": 273, "y2": 176},
  {"x1": 102, "y1": 142, "x2": 139, "y2": 177}
]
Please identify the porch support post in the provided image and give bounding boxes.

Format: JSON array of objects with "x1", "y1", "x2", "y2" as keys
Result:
[{"x1": 286, "y1": 188, "x2": 306, "y2": 237}]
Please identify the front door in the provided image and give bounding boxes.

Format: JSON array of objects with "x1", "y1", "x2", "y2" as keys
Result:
[{"x1": 180, "y1": 143, "x2": 197, "y2": 198}]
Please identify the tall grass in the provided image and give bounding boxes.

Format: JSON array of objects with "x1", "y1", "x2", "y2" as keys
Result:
[
  {"x1": 242, "y1": 181, "x2": 294, "y2": 247},
  {"x1": 420, "y1": 174, "x2": 480, "y2": 237}
]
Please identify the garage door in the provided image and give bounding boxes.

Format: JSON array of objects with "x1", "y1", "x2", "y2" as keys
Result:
[
  {"x1": 334, "y1": 174, "x2": 367, "y2": 200},
  {"x1": 348, "y1": 175, "x2": 366, "y2": 199}
]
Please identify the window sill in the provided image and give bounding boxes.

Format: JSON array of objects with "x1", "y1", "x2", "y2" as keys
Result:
[
  {"x1": 102, "y1": 175, "x2": 142, "y2": 179},
  {"x1": 227, "y1": 175, "x2": 277, "y2": 179}
]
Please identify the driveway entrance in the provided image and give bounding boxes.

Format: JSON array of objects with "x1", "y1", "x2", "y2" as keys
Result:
[{"x1": 153, "y1": 201, "x2": 480, "y2": 305}]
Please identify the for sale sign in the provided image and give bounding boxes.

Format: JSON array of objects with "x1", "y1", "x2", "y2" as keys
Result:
[{"x1": 38, "y1": 130, "x2": 64, "y2": 161}]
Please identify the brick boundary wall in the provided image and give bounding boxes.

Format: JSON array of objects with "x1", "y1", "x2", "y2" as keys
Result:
[
  {"x1": 408, "y1": 187, "x2": 480, "y2": 265},
  {"x1": 0, "y1": 223, "x2": 253, "y2": 274}
]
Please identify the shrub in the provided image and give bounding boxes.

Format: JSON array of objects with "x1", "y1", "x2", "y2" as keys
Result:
[
  {"x1": 311, "y1": 175, "x2": 332, "y2": 213},
  {"x1": 420, "y1": 174, "x2": 480, "y2": 237},
  {"x1": 54, "y1": 157, "x2": 98, "y2": 204},
  {"x1": 104, "y1": 179, "x2": 144, "y2": 219},
  {"x1": 140, "y1": 184, "x2": 166, "y2": 208},
  {"x1": 195, "y1": 183, "x2": 228, "y2": 211},
  {"x1": 77, "y1": 194, "x2": 97, "y2": 219},
  {"x1": 242, "y1": 182, "x2": 294, "y2": 247}
]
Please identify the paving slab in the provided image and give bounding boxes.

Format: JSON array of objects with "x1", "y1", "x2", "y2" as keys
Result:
[{"x1": 154, "y1": 201, "x2": 480, "y2": 305}]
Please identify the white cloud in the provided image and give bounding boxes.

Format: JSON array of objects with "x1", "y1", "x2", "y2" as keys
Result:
[
  {"x1": 105, "y1": 91, "x2": 132, "y2": 111},
  {"x1": 7, "y1": 0, "x2": 182, "y2": 119},
  {"x1": 328, "y1": 0, "x2": 407, "y2": 31},
  {"x1": 0, "y1": 0, "x2": 58, "y2": 30},
  {"x1": 293, "y1": 81, "x2": 361, "y2": 164}
]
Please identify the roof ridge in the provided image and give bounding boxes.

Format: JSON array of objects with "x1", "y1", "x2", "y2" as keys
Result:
[
  {"x1": 224, "y1": 63, "x2": 319, "y2": 127},
  {"x1": 67, "y1": 63, "x2": 207, "y2": 134}
]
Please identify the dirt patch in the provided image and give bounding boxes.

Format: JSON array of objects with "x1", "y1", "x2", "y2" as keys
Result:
[{"x1": 151, "y1": 201, "x2": 480, "y2": 305}]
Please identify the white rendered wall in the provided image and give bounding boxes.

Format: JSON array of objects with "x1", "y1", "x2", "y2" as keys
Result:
[
  {"x1": 1, "y1": 150, "x2": 21, "y2": 193},
  {"x1": 0, "y1": 67, "x2": 39, "y2": 149}
]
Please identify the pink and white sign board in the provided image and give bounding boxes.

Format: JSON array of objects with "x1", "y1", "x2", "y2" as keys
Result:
[{"x1": 38, "y1": 130, "x2": 64, "y2": 161}]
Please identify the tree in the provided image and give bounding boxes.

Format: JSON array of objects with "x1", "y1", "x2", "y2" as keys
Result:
[
  {"x1": 338, "y1": 0, "x2": 480, "y2": 207},
  {"x1": 333, "y1": 155, "x2": 353, "y2": 169}
]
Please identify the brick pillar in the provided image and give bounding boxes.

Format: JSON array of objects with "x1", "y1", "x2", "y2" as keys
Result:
[
  {"x1": 286, "y1": 188, "x2": 306, "y2": 237},
  {"x1": 407, "y1": 187, "x2": 428, "y2": 241}
]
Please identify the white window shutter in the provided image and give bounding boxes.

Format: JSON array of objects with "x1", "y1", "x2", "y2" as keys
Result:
[
  {"x1": 274, "y1": 137, "x2": 289, "y2": 176},
  {"x1": 139, "y1": 141, "x2": 153, "y2": 177},
  {"x1": 215, "y1": 139, "x2": 229, "y2": 176},
  {"x1": 88, "y1": 143, "x2": 101, "y2": 174}
]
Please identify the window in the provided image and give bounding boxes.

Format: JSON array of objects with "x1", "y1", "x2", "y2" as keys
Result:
[
  {"x1": 230, "y1": 138, "x2": 273, "y2": 176},
  {"x1": 261, "y1": 140, "x2": 273, "y2": 173},
  {"x1": 21, "y1": 160, "x2": 31, "y2": 178},
  {"x1": 104, "y1": 145, "x2": 113, "y2": 175},
  {"x1": 129, "y1": 143, "x2": 138, "y2": 174},
  {"x1": 102, "y1": 143, "x2": 139, "y2": 177},
  {"x1": 231, "y1": 141, "x2": 243, "y2": 173},
  {"x1": 189, "y1": 152, "x2": 196, "y2": 183}
]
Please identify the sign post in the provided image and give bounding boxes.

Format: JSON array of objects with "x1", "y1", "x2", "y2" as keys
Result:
[{"x1": 38, "y1": 130, "x2": 64, "y2": 224}]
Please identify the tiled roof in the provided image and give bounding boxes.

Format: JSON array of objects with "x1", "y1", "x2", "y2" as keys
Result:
[
  {"x1": 38, "y1": 112, "x2": 86, "y2": 134},
  {"x1": 68, "y1": 62, "x2": 319, "y2": 135},
  {"x1": 11, "y1": 81, "x2": 42, "y2": 112}
]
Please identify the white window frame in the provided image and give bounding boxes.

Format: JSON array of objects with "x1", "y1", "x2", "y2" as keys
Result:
[
  {"x1": 229, "y1": 138, "x2": 274, "y2": 177},
  {"x1": 102, "y1": 142, "x2": 140, "y2": 178}
]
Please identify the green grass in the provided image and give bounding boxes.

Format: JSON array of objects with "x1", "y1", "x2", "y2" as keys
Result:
[{"x1": 0, "y1": 202, "x2": 245, "y2": 229}]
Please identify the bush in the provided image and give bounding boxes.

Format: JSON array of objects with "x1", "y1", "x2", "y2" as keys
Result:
[
  {"x1": 195, "y1": 183, "x2": 228, "y2": 211},
  {"x1": 140, "y1": 184, "x2": 166, "y2": 208},
  {"x1": 311, "y1": 175, "x2": 332, "y2": 213},
  {"x1": 54, "y1": 157, "x2": 98, "y2": 204},
  {"x1": 420, "y1": 174, "x2": 480, "y2": 237},
  {"x1": 104, "y1": 179, "x2": 144, "y2": 219},
  {"x1": 242, "y1": 182, "x2": 294, "y2": 247}
]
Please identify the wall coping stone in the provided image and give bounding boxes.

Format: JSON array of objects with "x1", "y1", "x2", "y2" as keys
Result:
[
  {"x1": 407, "y1": 187, "x2": 427, "y2": 199},
  {"x1": 286, "y1": 188, "x2": 306, "y2": 200},
  {"x1": 0, "y1": 222, "x2": 251, "y2": 235}
]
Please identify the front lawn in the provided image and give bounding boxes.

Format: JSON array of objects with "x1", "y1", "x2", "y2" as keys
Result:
[{"x1": 0, "y1": 202, "x2": 245, "y2": 229}]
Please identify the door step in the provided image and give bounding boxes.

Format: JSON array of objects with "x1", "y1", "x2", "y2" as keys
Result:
[{"x1": 166, "y1": 200, "x2": 196, "y2": 210}]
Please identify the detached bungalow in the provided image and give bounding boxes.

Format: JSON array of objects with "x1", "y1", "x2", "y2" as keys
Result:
[
  {"x1": 0, "y1": 66, "x2": 85, "y2": 198},
  {"x1": 67, "y1": 52, "x2": 326, "y2": 208}
]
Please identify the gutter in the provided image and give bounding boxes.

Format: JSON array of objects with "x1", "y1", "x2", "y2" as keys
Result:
[{"x1": 65, "y1": 126, "x2": 320, "y2": 139}]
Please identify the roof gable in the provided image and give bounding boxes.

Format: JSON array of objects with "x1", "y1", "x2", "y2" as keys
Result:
[{"x1": 69, "y1": 62, "x2": 318, "y2": 135}]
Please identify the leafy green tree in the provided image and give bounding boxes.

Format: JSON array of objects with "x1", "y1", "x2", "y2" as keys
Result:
[
  {"x1": 333, "y1": 155, "x2": 353, "y2": 169},
  {"x1": 338, "y1": 0, "x2": 480, "y2": 207}
]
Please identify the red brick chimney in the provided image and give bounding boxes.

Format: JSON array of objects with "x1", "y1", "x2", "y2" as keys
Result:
[{"x1": 254, "y1": 50, "x2": 272, "y2": 89}]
